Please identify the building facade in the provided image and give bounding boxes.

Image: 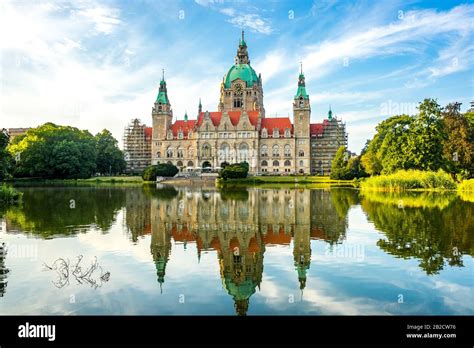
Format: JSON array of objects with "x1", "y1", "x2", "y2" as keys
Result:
[{"x1": 125, "y1": 31, "x2": 347, "y2": 175}]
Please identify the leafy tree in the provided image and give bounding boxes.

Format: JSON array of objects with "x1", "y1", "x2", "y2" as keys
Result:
[
  {"x1": 346, "y1": 156, "x2": 367, "y2": 179},
  {"x1": 95, "y1": 130, "x2": 126, "y2": 175},
  {"x1": 406, "y1": 98, "x2": 445, "y2": 171},
  {"x1": 330, "y1": 146, "x2": 349, "y2": 179},
  {"x1": 218, "y1": 162, "x2": 249, "y2": 180},
  {"x1": 142, "y1": 163, "x2": 179, "y2": 181},
  {"x1": 8, "y1": 123, "x2": 97, "y2": 179},
  {"x1": 0, "y1": 129, "x2": 13, "y2": 180},
  {"x1": 441, "y1": 103, "x2": 473, "y2": 177}
]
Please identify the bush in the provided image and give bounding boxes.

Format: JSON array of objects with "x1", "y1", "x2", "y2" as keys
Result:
[
  {"x1": 360, "y1": 169, "x2": 457, "y2": 191},
  {"x1": 0, "y1": 185, "x2": 23, "y2": 204},
  {"x1": 142, "y1": 164, "x2": 179, "y2": 181},
  {"x1": 218, "y1": 162, "x2": 249, "y2": 180},
  {"x1": 458, "y1": 179, "x2": 474, "y2": 192}
]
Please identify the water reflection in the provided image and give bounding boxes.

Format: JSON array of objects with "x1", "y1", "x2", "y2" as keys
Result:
[
  {"x1": 361, "y1": 191, "x2": 473, "y2": 275},
  {"x1": 0, "y1": 185, "x2": 473, "y2": 315}
]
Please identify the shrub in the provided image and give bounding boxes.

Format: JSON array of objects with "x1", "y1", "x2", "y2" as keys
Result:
[
  {"x1": 142, "y1": 164, "x2": 179, "y2": 181},
  {"x1": 218, "y1": 162, "x2": 249, "y2": 180},
  {"x1": 458, "y1": 179, "x2": 474, "y2": 192},
  {"x1": 0, "y1": 185, "x2": 23, "y2": 204},
  {"x1": 360, "y1": 169, "x2": 457, "y2": 191}
]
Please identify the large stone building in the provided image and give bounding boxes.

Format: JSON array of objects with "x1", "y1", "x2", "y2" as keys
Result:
[{"x1": 125, "y1": 31, "x2": 347, "y2": 175}]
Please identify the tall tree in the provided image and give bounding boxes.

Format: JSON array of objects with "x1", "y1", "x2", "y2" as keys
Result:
[
  {"x1": 441, "y1": 103, "x2": 473, "y2": 177},
  {"x1": 8, "y1": 123, "x2": 97, "y2": 179},
  {"x1": 406, "y1": 98, "x2": 445, "y2": 171},
  {"x1": 95, "y1": 130, "x2": 126, "y2": 175},
  {"x1": 330, "y1": 146, "x2": 349, "y2": 179},
  {"x1": 0, "y1": 129, "x2": 13, "y2": 180}
]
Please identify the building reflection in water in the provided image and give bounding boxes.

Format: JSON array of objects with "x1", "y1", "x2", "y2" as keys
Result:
[{"x1": 142, "y1": 186, "x2": 349, "y2": 315}]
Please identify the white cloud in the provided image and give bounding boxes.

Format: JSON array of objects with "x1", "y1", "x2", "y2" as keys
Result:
[
  {"x1": 227, "y1": 14, "x2": 273, "y2": 35},
  {"x1": 73, "y1": 6, "x2": 122, "y2": 35}
]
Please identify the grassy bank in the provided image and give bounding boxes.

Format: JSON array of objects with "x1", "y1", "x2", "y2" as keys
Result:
[
  {"x1": 218, "y1": 175, "x2": 355, "y2": 188},
  {"x1": 360, "y1": 170, "x2": 457, "y2": 191},
  {"x1": 10, "y1": 176, "x2": 143, "y2": 185},
  {"x1": 0, "y1": 185, "x2": 23, "y2": 204}
]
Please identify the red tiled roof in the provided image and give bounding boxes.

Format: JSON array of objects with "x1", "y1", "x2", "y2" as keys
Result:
[
  {"x1": 260, "y1": 117, "x2": 293, "y2": 136},
  {"x1": 170, "y1": 120, "x2": 196, "y2": 138},
  {"x1": 196, "y1": 111, "x2": 259, "y2": 128},
  {"x1": 310, "y1": 123, "x2": 324, "y2": 136},
  {"x1": 263, "y1": 225, "x2": 292, "y2": 245},
  {"x1": 145, "y1": 127, "x2": 152, "y2": 139}
]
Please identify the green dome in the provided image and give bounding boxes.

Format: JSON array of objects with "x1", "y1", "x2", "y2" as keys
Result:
[{"x1": 224, "y1": 64, "x2": 259, "y2": 88}]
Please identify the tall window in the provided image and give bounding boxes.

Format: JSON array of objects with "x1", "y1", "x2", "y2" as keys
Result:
[
  {"x1": 272, "y1": 145, "x2": 279, "y2": 157},
  {"x1": 220, "y1": 143, "x2": 230, "y2": 161},
  {"x1": 239, "y1": 143, "x2": 249, "y2": 161},
  {"x1": 261, "y1": 128, "x2": 268, "y2": 138},
  {"x1": 177, "y1": 147, "x2": 183, "y2": 158},
  {"x1": 166, "y1": 147, "x2": 173, "y2": 158},
  {"x1": 202, "y1": 144, "x2": 211, "y2": 157},
  {"x1": 273, "y1": 128, "x2": 280, "y2": 138},
  {"x1": 234, "y1": 98, "x2": 242, "y2": 108},
  {"x1": 298, "y1": 150, "x2": 305, "y2": 157},
  {"x1": 261, "y1": 145, "x2": 268, "y2": 157},
  {"x1": 284, "y1": 144, "x2": 291, "y2": 157},
  {"x1": 285, "y1": 128, "x2": 291, "y2": 137}
]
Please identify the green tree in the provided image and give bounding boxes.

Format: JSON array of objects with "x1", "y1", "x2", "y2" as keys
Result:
[
  {"x1": 218, "y1": 162, "x2": 249, "y2": 180},
  {"x1": 441, "y1": 103, "x2": 473, "y2": 177},
  {"x1": 0, "y1": 129, "x2": 13, "y2": 180},
  {"x1": 95, "y1": 130, "x2": 126, "y2": 175},
  {"x1": 8, "y1": 123, "x2": 97, "y2": 179},
  {"x1": 330, "y1": 146, "x2": 349, "y2": 179},
  {"x1": 406, "y1": 98, "x2": 445, "y2": 171},
  {"x1": 142, "y1": 163, "x2": 179, "y2": 181}
]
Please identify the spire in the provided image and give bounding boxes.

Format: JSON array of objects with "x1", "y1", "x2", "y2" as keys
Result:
[
  {"x1": 294, "y1": 66, "x2": 309, "y2": 100},
  {"x1": 184, "y1": 110, "x2": 188, "y2": 121},
  {"x1": 156, "y1": 69, "x2": 170, "y2": 105},
  {"x1": 198, "y1": 98, "x2": 202, "y2": 113},
  {"x1": 236, "y1": 30, "x2": 249, "y2": 64},
  {"x1": 328, "y1": 105, "x2": 333, "y2": 120}
]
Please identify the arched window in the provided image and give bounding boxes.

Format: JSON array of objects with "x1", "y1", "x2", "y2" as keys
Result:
[
  {"x1": 220, "y1": 143, "x2": 230, "y2": 160},
  {"x1": 284, "y1": 144, "x2": 291, "y2": 157},
  {"x1": 177, "y1": 147, "x2": 184, "y2": 158},
  {"x1": 261, "y1": 160, "x2": 268, "y2": 166},
  {"x1": 261, "y1": 128, "x2": 268, "y2": 138},
  {"x1": 273, "y1": 160, "x2": 279, "y2": 166},
  {"x1": 261, "y1": 145, "x2": 268, "y2": 157},
  {"x1": 166, "y1": 147, "x2": 173, "y2": 158},
  {"x1": 188, "y1": 147, "x2": 193, "y2": 157},
  {"x1": 187, "y1": 161, "x2": 194, "y2": 167},
  {"x1": 239, "y1": 143, "x2": 249, "y2": 161},
  {"x1": 273, "y1": 128, "x2": 280, "y2": 138},
  {"x1": 299, "y1": 160, "x2": 304, "y2": 166},
  {"x1": 177, "y1": 160, "x2": 183, "y2": 167},
  {"x1": 272, "y1": 145, "x2": 279, "y2": 157},
  {"x1": 157, "y1": 151, "x2": 161, "y2": 158},
  {"x1": 298, "y1": 150, "x2": 304, "y2": 157},
  {"x1": 202, "y1": 144, "x2": 211, "y2": 157},
  {"x1": 188, "y1": 131, "x2": 192, "y2": 138},
  {"x1": 284, "y1": 160, "x2": 291, "y2": 166},
  {"x1": 178, "y1": 130, "x2": 183, "y2": 139},
  {"x1": 285, "y1": 128, "x2": 291, "y2": 138},
  {"x1": 167, "y1": 130, "x2": 173, "y2": 139}
]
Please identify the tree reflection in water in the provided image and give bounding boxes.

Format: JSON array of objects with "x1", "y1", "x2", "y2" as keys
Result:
[{"x1": 360, "y1": 191, "x2": 473, "y2": 275}]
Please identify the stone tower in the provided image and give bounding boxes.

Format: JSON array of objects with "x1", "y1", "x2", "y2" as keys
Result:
[
  {"x1": 151, "y1": 70, "x2": 173, "y2": 164},
  {"x1": 293, "y1": 65, "x2": 311, "y2": 174},
  {"x1": 219, "y1": 31, "x2": 265, "y2": 115}
]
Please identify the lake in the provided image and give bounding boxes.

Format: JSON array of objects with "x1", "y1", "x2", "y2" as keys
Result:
[{"x1": 0, "y1": 184, "x2": 472, "y2": 315}]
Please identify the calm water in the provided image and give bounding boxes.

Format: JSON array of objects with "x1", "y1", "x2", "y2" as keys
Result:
[{"x1": 0, "y1": 185, "x2": 472, "y2": 315}]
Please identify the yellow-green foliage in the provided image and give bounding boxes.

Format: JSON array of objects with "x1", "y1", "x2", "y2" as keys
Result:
[
  {"x1": 360, "y1": 170, "x2": 457, "y2": 191},
  {"x1": 458, "y1": 179, "x2": 474, "y2": 192},
  {"x1": 458, "y1": 179, "x2": 474, "y2": 202},
  {"x1": 360, "y1": 190, "x2": 456, "y2": 209},
  {"x1": 0, "y1": 185, "x2": 23, "y2": 204}
]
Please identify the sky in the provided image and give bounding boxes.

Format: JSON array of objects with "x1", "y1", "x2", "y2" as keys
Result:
[{"x1": 0, "y1": 0, "x2": 473, "y2": 153}]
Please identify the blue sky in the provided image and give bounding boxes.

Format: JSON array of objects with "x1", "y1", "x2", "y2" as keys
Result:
[{"x1": 1, "y1": 0, "x2": 473, "y2": 153}]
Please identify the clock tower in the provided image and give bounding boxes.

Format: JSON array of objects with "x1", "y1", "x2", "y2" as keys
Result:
[
  {"x1": 293, "y1": 64, "x2": 311, "y2": 174},
  {"x1": 219, "y1": 31, "x2": 265, "y2": 115}
]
